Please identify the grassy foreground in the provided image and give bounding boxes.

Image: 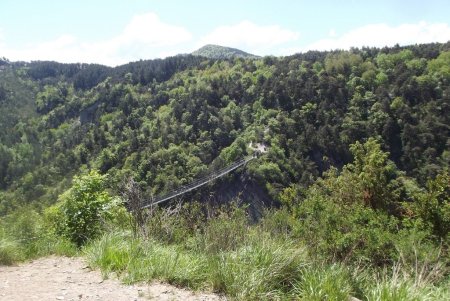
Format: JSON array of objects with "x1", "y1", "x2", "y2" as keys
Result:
[
  {"x1": 81, "y1": 203, "x2": 448, "y2": 301},
  {"x1": 1, "y1": 201, "x2": 449, "y2": 300}
]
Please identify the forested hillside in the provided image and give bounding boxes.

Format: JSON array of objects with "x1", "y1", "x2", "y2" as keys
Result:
[
  {"x1": 0, "y1": 43, "x2": 448, "y2": 213},
  {"x1": 1, "y1": 42, "x2": 449, "y2": 300}
]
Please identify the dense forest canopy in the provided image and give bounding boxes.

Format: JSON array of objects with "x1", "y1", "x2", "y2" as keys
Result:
[{"x1": 0, "y1": 42, "x2": 449, "y2": 215}]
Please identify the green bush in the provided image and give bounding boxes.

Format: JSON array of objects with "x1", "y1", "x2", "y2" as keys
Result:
[
  {"x1": 0, "y1": 239, "x2": 23, "y2": 264},
  {"x1": 404, "y1": 171, "x2": 450, "y2": 242},
  {"x1": 293, "y1": 192, "x2": 398, "y2": 264},
  {"x1": 56, "y1": 170, "x2": 115, "y2": 247}
]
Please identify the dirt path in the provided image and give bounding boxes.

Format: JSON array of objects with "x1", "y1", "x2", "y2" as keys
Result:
[{"x1": 0, "y1": 256, "x2": 224, "y2": 301}]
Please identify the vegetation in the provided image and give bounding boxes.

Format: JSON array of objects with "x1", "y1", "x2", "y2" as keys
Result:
[
  {"x1": 192, "y1": 44, "x2": 260, "y2": 59},
  {"x1": 47, "y1": 170, "x2": 119, "y2": 246},
  {"x1": 0, "y1": 42, "x2": 449, "y2": 299}
]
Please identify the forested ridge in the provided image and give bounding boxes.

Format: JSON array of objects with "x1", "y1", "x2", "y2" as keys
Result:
[
  {"x1": 0, "y1": 43, "x2": 449, "y2": 299},
  {"x1": 0, "y1": 43, "x2": 448, "y2": 212}
]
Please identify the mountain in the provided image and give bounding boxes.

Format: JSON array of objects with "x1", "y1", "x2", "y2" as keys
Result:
[
  {"x1": 0, "y1": 42, "x2": 449, "y2": 215},
  {"x1": 192, "y1": 44, "x2": 260, "y2": 59}
]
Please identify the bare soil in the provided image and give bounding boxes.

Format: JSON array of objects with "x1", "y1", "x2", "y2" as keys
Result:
[{"x1": 0, "y1": 256, "x2": 224, "y2": 301}]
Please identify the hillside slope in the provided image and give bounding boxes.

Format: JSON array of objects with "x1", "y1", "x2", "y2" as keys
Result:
[{"x1": 0, "y1": 43, "x2": 449, "y2": 213}]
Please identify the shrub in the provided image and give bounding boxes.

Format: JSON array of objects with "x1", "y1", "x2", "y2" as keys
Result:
[
  {"x1": 56, "y1": 170, "x2": 115, "y2": 247},
  {"x1": 0, "y1": 239, "x2": 23, "y2": 264},
  {"x1": 201, "y1": 202, "x2": 249, "y2": 254},
  {"x1": 405, "y1": 171, "x2": 450, "y2": 242}
]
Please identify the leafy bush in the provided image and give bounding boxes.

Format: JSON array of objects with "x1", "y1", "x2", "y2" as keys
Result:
[
  {"x1": 294, "y1": 193, "x2": 398, "y2": 264},
  {"x1": 404, "y1": 171, "x2": 450, "y2": 242},
  {"x1": 55, "y1": 170, "x2": 116, "y2": 246}
]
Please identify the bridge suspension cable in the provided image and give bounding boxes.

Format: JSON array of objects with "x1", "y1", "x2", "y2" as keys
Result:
[{"x1": 140, "y1": 155, "x2": 255, "y2": 209}]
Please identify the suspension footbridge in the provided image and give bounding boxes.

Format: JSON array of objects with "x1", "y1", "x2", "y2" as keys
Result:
[{"x1": 140, "y1": 154, "x2": 256, "y2": 209}]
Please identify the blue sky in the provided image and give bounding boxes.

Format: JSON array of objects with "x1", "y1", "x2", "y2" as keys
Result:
[{"x1": 1, "y1": 0, "x2": 449, "y2": 65}]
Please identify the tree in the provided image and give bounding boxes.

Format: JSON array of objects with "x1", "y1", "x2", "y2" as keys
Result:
[{"x1": 346, "y1": 138, "x2": 401, "y2": 210}]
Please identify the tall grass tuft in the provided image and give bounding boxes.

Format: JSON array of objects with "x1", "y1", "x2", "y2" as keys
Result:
[
  {"x1": 294, "y1": 264, "x2": 353, "y2": 301},
  {"x1": 0, "y1": 238, "x2": 23, "y2": 264},
  {"x1": 208, "y1": 235, "x2": 308, "y2": 300}
]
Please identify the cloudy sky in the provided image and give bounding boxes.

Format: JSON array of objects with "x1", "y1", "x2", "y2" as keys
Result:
[{"x1": 1, "y1": 0, "x2": 449, "y2": 66}]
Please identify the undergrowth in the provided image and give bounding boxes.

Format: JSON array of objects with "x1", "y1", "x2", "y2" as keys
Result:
[
  {"x1": 82, "y1": 202, "x2": 449, "y2": 300},
  {"x1": 1, "y1": 169, "x2": 448, "y2": 300},
  {"x1": 0, "y1": 207, "x2": 77, "y2": 264}
]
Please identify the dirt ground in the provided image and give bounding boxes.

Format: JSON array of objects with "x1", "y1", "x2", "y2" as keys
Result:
[{"x1": 0, "y1": 256, "x2": 224, "y2": 301}]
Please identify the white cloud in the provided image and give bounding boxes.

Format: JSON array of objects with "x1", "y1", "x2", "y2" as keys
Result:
[
  {"x1": 0, "y1": 28, "x2": 5, "y2": 50},
  {"x1": 198, "y1": 21, "x2": 300, "y2": 55},
  {"x1": 0, "y1": 12, "x2": 192, "y2": 66},
  {"x1": 328, "y1": 29, "x2": 337, "y2": 37},
  {"x1": 304, "y1": 21, "x2": 450, "y2": 52},
  {"x1": 2, "y1": 18, "x2": 449, "y2": 65}
]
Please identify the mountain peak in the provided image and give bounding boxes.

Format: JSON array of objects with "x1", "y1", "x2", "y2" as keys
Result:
[{"x1": 192, "y1": 44, "x2": 259, "y2": 59}]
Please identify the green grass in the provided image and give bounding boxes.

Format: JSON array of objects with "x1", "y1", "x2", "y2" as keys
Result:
[
  {"x1": 84, "y1": 232, "x2": 208, "y2": 287},
  {"x1": 0, "y1": 235, "x2": 77, "y2": 265},
  {"x1": 84, "y1": 231, "x2": 310, "y2": 300},
  {"x1": 294, "y1": 264, "x2": 353, "y2": 301},
  {"x1": 2, "y1": 203, "x2": 448, "y2": 301},
  {"x1": 82, "y1": 203, "x2": 449, "y2": 301},
  {"x1": 0, "y1": 238, "x2": 22, "y2": 265},
  {"x1": 0, "y1": 208, "x2": 77, "y2": 265}
]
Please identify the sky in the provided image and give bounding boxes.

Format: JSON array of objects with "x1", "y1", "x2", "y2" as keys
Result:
[{"x1": 0, "y1": 0, "x2": 449, "y2": 66}]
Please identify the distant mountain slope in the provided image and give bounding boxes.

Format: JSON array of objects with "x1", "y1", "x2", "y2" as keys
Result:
[
  {"x1": 192, "y1": 44, "x2": 260, "y2": 59},
  {"x1": 0, "y1": 42, "x2": 449, "y2": 215}
]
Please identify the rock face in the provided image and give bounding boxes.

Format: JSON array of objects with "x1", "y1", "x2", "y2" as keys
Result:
[{"x1": 192, "y1": 44, "x2": 260, "y2": 59}]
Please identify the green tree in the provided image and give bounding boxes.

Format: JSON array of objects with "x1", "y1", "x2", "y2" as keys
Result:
[
  {"x1": 346, "y1": 138, "x2": 401, "y2": 210},
  {"x1": 406, "y1": 171, "x2": 450, "y2": 241},
  {"x1": 427, "y1": 51, "x2": 450, "y2": 82}
]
